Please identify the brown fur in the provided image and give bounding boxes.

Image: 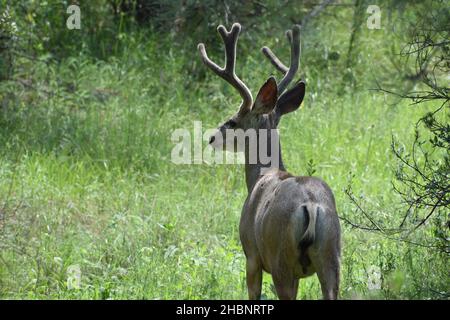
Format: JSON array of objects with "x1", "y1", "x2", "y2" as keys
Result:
[
  {"x1": 277, "y1": 170, "x2": 293, "y2": 180},
  {"x1": 240, "y1": 170, "x2": 341, "y2": 299}
]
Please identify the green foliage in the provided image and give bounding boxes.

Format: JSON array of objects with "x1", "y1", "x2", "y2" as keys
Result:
[{"x1": 0, "y1": 0, "x2": 448, "y2": 299}]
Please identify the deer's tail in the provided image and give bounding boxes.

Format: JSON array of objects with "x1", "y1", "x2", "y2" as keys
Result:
[{"x1": 298, "y1": 203, "x2": 319, "y2": 273}]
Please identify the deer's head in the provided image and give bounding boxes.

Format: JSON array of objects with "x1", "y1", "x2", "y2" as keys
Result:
[{"x1": 198, "y1": 23, "x2": 306, "y2": 153}]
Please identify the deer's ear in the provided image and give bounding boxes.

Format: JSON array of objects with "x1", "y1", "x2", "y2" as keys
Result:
[
  {"x1": 276, "y1": 80, "x2": 305, "y2": 116},
  {"x1": 252, "y1": 77, "x2": 278, "y2": 114}
]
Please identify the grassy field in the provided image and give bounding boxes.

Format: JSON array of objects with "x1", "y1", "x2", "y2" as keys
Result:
[{"x1": 0, "y1": 3, "x2": 448, "y2": 299}]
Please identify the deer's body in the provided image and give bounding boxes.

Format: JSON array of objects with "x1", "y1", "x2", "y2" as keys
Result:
[
  {"x1": 241, "y1": 168, "x2": 340, "y2": 299},
  {"x1": 198, "y1": 23, "x2": 341, "y2": 300}
]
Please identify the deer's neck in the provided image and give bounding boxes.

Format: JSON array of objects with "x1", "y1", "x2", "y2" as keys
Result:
[{"x1": 244, "y1": 132, "x2": 285, "y2": 193}]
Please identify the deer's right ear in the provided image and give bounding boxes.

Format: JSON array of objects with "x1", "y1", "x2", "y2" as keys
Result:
[
  {"x1": 276, "y1": 80, "x2": 305, "y2": 116},
  {"x1": 252, "y1": 77, "x2": 278, "y2": 115}
]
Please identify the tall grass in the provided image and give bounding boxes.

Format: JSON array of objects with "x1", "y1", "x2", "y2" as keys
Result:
[{"x1": 0, "y1": 6, "x2": 448, "y2": 299}]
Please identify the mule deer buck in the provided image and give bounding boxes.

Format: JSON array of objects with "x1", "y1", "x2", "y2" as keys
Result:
[{"x1": 198, "y1": 23, "x2": 341, "y2": 300}]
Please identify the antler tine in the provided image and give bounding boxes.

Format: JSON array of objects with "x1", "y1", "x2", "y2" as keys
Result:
[
  {"x1": 261, "y1": 25, "x2": 301, "y2": 94},
  {"x1": 261, "y1": 47, "x2": 289, "y2": 74},
  {"x1": 197, "y1": 23, "x2": 253, "y2": 111}
]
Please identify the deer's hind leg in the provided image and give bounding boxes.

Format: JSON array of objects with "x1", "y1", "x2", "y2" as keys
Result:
[
  {"x1": 272, "y1": 271, "x2": 299, "y2": 300},
  {"x1": 315, "y1": 252, "x2": 340, "y2": 300},
  {"x1": 246, "y1": 257, "x2": 263, "y2": 300}
]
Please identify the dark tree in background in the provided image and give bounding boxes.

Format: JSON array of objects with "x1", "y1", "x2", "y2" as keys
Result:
[
  {"x1": 345, "y1": 0, "x2": 449, "y2": 254},
  {"x1": 390, "y1": 1, "x2": 449, "y2": 252}
]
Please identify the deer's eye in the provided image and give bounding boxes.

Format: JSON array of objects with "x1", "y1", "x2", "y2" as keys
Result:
[{"x1": 227, "y1": 120, "x2": 237, "y2": 128}]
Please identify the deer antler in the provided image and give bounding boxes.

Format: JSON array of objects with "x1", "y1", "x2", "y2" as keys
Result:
[
  {"x1": 197, "y1": 23, "x2": 253, "y2": 113},
  {"x1": 261, "y1": 25, "x2": 301, "y2": 94}
]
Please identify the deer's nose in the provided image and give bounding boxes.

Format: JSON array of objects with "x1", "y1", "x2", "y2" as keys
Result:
[{"x1": 209, "y1": 136, "x2": 215, "y2": 144}]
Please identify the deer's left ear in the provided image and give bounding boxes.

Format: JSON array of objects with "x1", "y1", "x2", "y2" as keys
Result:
[
  {"x1": 276, "y1": 80, "x2": 305, "y2": 116},
  {"x1": 252, "y1": 77, "x2": 278, "y2": 114}
]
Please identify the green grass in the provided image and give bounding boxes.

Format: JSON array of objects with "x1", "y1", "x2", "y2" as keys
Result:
[{"x1": 0, "y1": 9, "x2": 448, "y2": 299}]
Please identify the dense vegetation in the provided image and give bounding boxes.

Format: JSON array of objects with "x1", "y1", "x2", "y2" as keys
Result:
[{"x1": 0, "y1": 0, "x2": 448, "y2": 299}]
